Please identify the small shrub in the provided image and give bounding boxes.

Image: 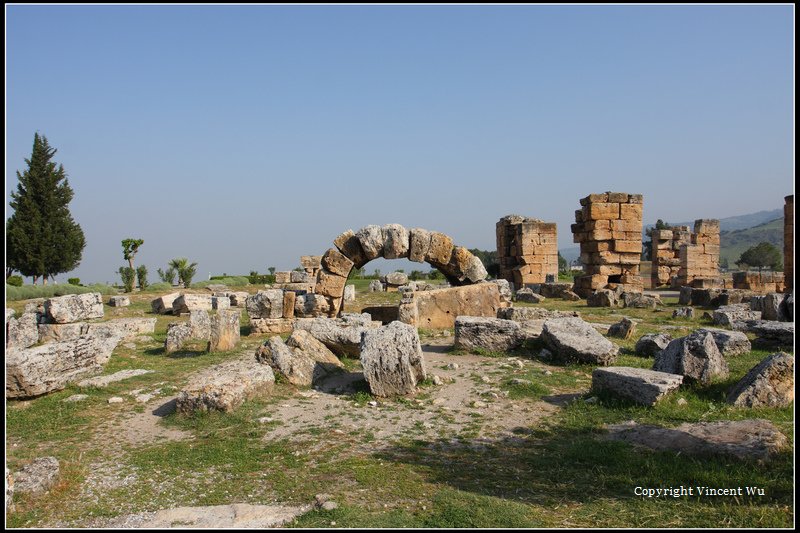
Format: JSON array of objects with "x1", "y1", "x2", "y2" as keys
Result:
[
  {"x1": 118, "y1": 266, "x2": 136, "y2": 293},
  {"x1": 247, "y1": 274, "x2": 275, "y2": 285},
  {"x1": 157, "y1": 267, "x2": 177, "y2": 285},
  {"x1": 67, "y1": 277, "x2": 81, "y2": 286},
  {"x1": 136, "y1": 265, "x2": 149, "y2": 290},
  {"x1": 6, "y1": 275, "x2": 23, "y2": 287}
]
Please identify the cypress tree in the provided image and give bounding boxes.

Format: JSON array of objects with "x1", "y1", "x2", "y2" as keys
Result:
[{"x1": 7, "y1": 133, "x2": 86, "y2": 284}]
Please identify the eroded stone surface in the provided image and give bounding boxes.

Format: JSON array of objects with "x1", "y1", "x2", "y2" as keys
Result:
[
  {"x1": 177, "y1": 356, "x2": 275, "y2": 414},
  {"x1": 540, "y1": 317, "x2": 618, "y2": 366},
  {"x1": 607, "y1": 317, "x2": 637, "y2": 339},
  {"x1": 246, "y1": 290, "x2": 285, "y2": 319},
  {"x1": 104, "y1": 503, "x2": 310, "y2": 529},
  {"x1": 360, "y1": 321, "x2": 426, "y2": 397},
  {"x1": 293, "y1": 313, "x2": 380, "y2": 357},
  {"x1": 208, "y1": 309, "x2": 241, "y2": 352},
  {"x1": 603, "y1": 419, "x2": 788, "y2": 462},
  {"x1": 695, "y1": 328, "x2": 751, "y2": 357},
  {"x1": 727, "y1": 353, "x2": 794, "y2": 408},
  {"x1": 7, "y1": 311, "x2": 39, "y2": 349},
  {"x1": 653, "y1": 331, "x2": 729, "y2": 384},
  {"x1": 151, "y1": 292, "x2": 181, "y2": 315},
  {"x1": 454, "y1": 316, "x2": 524, "y2": 353},
  {"x1": 634, "y1": 333, "x2": 672, "y2": 357},
  {"x1": 6, "y1": 333, "x2": 122, "y2": 398},
  {"x1": 13, "y1": 457, "x2": 59, "y2": 495},
  {"x1": 171, "y1": 294, "x2": 214, "y2": 315},
  {"x1": 44, "y1": 293, "x2": 104, "y2": 324},
  {"x1": 592, "y1": 367, "x2": 683, "y2": 406}
]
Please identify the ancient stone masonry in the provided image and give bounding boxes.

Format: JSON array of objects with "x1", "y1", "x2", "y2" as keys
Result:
[
  {"x1": 732, "y1": 271, "x2": 786, "y2": 294},
  {"x1": 677, "y1": 219, "x2": 721, "y2": 288},
  {"x1": 496, "y1": 215, "x2": 558, "y2": 287},
  {"x1": 785, "y1": 195, "x2": 793, "y2": 290},
  {"x1": 301, "y1": 255, "x2": 322, "y2": 282},
  {"x1": 571, "y1": 192, "x2": 644, "y2": 297},
  {"x1": 650, "y1": 225, "x2": 692, "y2": 288}
]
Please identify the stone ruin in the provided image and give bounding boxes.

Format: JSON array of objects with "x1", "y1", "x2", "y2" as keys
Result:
[
  {"x1": 676, "y1": 219, "x2": 722, "y2": 288},
  {"x1": 6, "y1": 293, "x2": 156, "y2": 399},
  {"x1": 650, "y1": 225, "x2": 692, "y2": 288},
  {"x1": 496, "y1": 215, "x2": 558, "y2": 288},
  {"x1": 732, "y1": 271, "x2": 785, "y2": 293},
  {"x1": 785, "y1": 195, "x2": 793, "y2": 290},
  {"x1": 571, "y1": 192, "x2": 643, "y2": 297}
]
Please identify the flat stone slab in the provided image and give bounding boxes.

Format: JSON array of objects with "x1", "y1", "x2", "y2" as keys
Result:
[
  {"x1": 634, "y1": 333, "x2": 672, "y2": 357},
  {"x1": 6, "y1": 333, "x2": 123, "y2": 399},
  {"x1": 712, "y1": 304, "x2": 761, "y2": 327},
  {"x1": 294, "y1": 313, "x2": 380, "y2": 357},
  {"x1": 176, "y1": 356, "x2": 275, "y2": 414},
  {"x1": 603, "y1": 419, "x2": 788, "y2": 462},
  {"x1": 105, "y1": 503, "x2": 311, "y2": 528},
  {"x1": 732, "y1": 320, "x2": 794, "y2": 348},
  {"x1": 85, "y1": 318, "x2": 157, "y2": 341},
  {"x1": 77, "y1": 369, "x2": 153, "y2": 388},
  {"x1": 540, "y1": 316, "x2": 618, "y2": 366},
  {"x1": 592, "y1": 367, "x2": 683, "y2": 406},
  {"x1": 497, "y1": 307, "x2": 580, "y2": 321},
  {"x1": 44, "y1": 293, "x2": 104, "y2": 324},
  {"x1": 454, "y1": 316, "x2": 524, "y2": 352}
]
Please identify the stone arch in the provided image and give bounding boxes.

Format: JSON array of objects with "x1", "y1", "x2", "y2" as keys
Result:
[{"x1": 313, "y1": 224, "x2": 489, "y2": 315}]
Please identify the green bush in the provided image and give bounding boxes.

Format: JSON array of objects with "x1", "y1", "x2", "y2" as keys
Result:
[
  {"x1": 67, "y1": 277, "x2": 81, "y2": 286},
  {"x1": 5, "y1": 283, "x2": 116, "y2": 301},
  {"x1": 136, "y1": 265, "x2": 149, "y2": 290},
  {"x1": 118, "y1": 266, "x2": 136, "y2": 293},
  {"x1": 247, "y1": 274, "x2": 276, "y2": 285},
  {"x1": 157, "y1": 267, "x2": 176, "y2": 285},
  {"x1": 7, "y1": 275, "x2": 23, "y2": 287}
]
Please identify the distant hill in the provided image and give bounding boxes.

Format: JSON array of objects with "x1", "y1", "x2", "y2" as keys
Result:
[
  {"x1": 720, "y1": 218, "x2": 783, "y2": 268},
  {"x1": 643, "y1": 208, "x2": 783, "y2": 233}
]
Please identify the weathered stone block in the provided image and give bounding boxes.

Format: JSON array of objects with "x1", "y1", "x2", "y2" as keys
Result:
[
  {"x1": 321, "y1": 248, "x2": 354, "y2": 278},
  {"x1": 592, "y1": 367, "x2": 683, "y2": 406},
  {"x1": 171, "y1": 294, "x2": 213, "y2": 315},
  {"x1": 726, "y1": 353, "x2": 793, "y2": 408},
  {"x1": 356, "y1": 225, "x2": 385, "y2": 260},
  {"x1": 177, "y1": 356, "x2": 275, "y2": 414},
  {"x1": 246, "y1": 290, "x2": 284, "y2": 319},
  {"x1": 405, "y1": 283, "x2": 501, "y2": 329},
  {"x1": 540, "y1": 317, "x2": 619, "y2": 366},
  {"x1": 408, "y1": 228, "x2": 432, "y2": 263},
  {"x1": 108, "y1": 296, "x2": 130, "y2": 307},
  {"x1": 382, "y1": 223, "x2": 410, "y2": 259},
  {"x1": 634, "y1": 333, "x2": 672, "y2": 357},
  {"x1": 208, "y1": 310, "x2": 241, "y2": 352},
  {"x1": 454, "y1": 316, "x2": 524, "y2": 352},
  {"x1": 653, "y1": 331, "x2": 729, "y2": 385},
  {"x1": 293, "y1": 313, "x2": 380, "y2": 357},
  {"x1": 360, "y1": 322, "x2": 426, "y2": 397},
  {"x1": 44, "y1": 293, "x2": 104, "y2": 324}
]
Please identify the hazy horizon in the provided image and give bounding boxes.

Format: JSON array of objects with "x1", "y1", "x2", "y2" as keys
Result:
[{"x1": 6, "y1": 5, "x2": 794, "y2": 285}]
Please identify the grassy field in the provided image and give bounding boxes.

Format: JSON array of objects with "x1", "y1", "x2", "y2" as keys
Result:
[{"x1": 5, "y1": 283, "x2": 794, "y2": 528}]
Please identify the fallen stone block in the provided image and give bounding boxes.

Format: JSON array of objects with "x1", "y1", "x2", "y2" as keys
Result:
[
  {"x1": 344, "y1": 284, "x2": 356, "y2": 301},
  {"x1": 212, "y1": 295, "x2": 231, "y2": 310},
  {"x1": 6, "y1": 332, "x2": 122, "y2": 398},
  {"x1": 249, "y1": 318, "x2": 295, "y2": 335},
  {"x1": 7, "y1": 311, "x2": 39, "y2": 349},
  {"x1": 497, "y1": 307, "x2": 580, "y2": 321},
  {"x1": 713, "y1": 304, "x2": 761, "y2": 327},
  {"x1": 171, "y1": 294, "x2": 214, "y2": 315},
  {"x1": 176, "y1": 356, "x2": 275, "y2": 414},
  {"x1": 108, "y1": 296, "x2": 130, "y2": 307},
  {"x1": 165, "y1": 323, "x2": 194, "y2": 353},
  {"x1": 695, "y1": 328, "x2": 751, "y2": 357},
  {"x1": 246, "y1": 289, "x2": 284, "y2": 319},
  {"x1": 151, "y1": 292, "x2": 181, "y2": 314},
  {"x1": 293, "y1": 313, "x2": 379, "y2": 357},
  {"x1": 360, "y1": 321, "x2": 426, "y2": 397},
  {"x1": 607, "y1": 317, "x2": 637, "y2": 339},
  {"x1": 256, "y1": 331, "x2": 343, "y2": 387},
  {"x1": 77, "y1": 369, "x2": 153, "y2": 388},
  {"x1": 634, "y1": 333, "x2": 672, "y2": 357},
  {"x1": 514, "y1": 288, "x2": 545, "y2": 304},
  {"x1": 586, "y1": 289, "x2": 619, "y2": 307},
  {"x1": 591, "y1": 367, "x2": 683, "y2": 406},
  {"x1": 454, "y1": 316, "x2": 524, "y2": 352},
  {"x1": 84, "y1": 318, "x2": 157, "y2": 341},
  {"x1": 403, "y1": 283, "x2": 501, "y2": 329},
  {"x1": 208, "y1": 309, "x2": 241, "y2": 352},
  {"x1": 368, "y1": 279, "x2": 384, "y2": 292},
  {"x1": 44, "y1": 292, "x2": 104, "y2": 324},
  {"x1": 726, "y1": 352, "x2": 794, "y2": 408},
  {"x1": 621, "y1": 292, "x2": 661, "y2": 309},
  {"x1": 732, "y1": 320, "x2": 794, "y2": 349},
  {"x1": 653, "y1": 330, "x2": 729, "y2": 385},
  {"x1": 603, "y1": 419, "x2": 787, "y2": 462},
  {"x1": 540, "y1": 317, "x2": 618, "y2": 366},
  {"x1": 672, "y1": 307, "x2": 694, "y2": 319}
]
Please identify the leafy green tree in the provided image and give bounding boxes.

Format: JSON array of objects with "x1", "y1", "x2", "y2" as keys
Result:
[
  {"x1": 735, "y1": 242, "x2": 782, "y2": 274},
  {"x1": 122, "y1": 238, "x2": 144, "y2": 271},
  {"x1": 7, "y1": 133, "x2": 86, "y2": 285},
  {"x1": 467, "y1": 248, "x2": 499, "y2": 278},
  {"x1": 428, "y1": 269, "x2": 443, "y2": 280},
  {"x1": 268, "y1": 267, "x2": 276, "y2": 276}
]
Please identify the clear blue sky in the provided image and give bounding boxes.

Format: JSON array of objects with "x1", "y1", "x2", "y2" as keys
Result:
[{"x1": 5, "y1": 5, "x2": 794, "y2": 284}]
